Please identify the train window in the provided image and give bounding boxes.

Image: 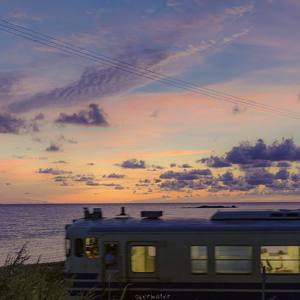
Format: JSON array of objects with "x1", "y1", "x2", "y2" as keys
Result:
[
  {"x1": 131, "y1": 246, "x2": 156, "y2": 273},
  {"x1": 75, "y1": 238, "x2": 84, "y2": 257},
  {"x1": 65, "y1": 238, "x2": 71, "y2": 257},
  {"x1": 215, "y1": 246, "x2": 252, "y2": 274},
  {"x1": 261, "y1": 246, "x2": 300, "y2": 274},
  {"x1": 190, "y1": 246, "x2": 207, "y2": 273},
  {"x1": 85, "y1": 237, "x2": 99, "y2": 258},
  {"x1": 104, "y1": 242, "x2": 119, "y2": 270}
]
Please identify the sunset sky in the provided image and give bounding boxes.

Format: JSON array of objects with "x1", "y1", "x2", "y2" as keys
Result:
[{"x1": 1, "y1": 0, "x2": 300, "y2": 203}]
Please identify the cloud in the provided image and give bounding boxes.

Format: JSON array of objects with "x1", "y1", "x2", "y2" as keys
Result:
[
  {"x1": 0, "y1": 113, "x2": 26, "y2": 134},
  {"x1": 58, "y1": 135, "x2": 78, "y2": 144},
  {"x1": 202, "y1": 139, "x2": 300, "y2": 168},
  {"x1": 275, "y1": 169, "x2": 290, "y2": 180},
  {"x1": 8, "y1": 46, "x2": 169, "y2": 112},
  {"x1": 226, "y1": 138, "x2": 300, "y2": 163},
  {"x1": 45, "y1": 144, "x2": 61, "y2": 152},
  {"x1": 56, "y1": 104, "x2": 108, "y2": 127},
  {"x1": 277, "y1": 161, "x2": 291, "y2": 168},
  {"x1": 37, "y1": 168, "x2": 71, "y2": 175},
  {"x1": 245, "y1": 168, "x2": 274, "y2": 186},
  {"x1": 225, "y1": 4, "x2": 254, "y2": 17},
  {"x1": 0, "y1": 72, "x2": 20, "y2": 96},
  {"x1": 178, "y1": 163, "x2": 192, "y2": 168},
  {"x1": 52, "y1": 160, "x2": 68, "y2": 164},
  {"x1": 73, "y1": 175, "x2": 95, "y2": 182},
  {"x1": 199, "y1": 156, "x2": 232, "y2": 168},
  {"x1": 103, "y1": 173, "x2": 125, "y2": 179},
  {"x1": 7, "y1": 3, "x2": 253, "y2": 113},
  {"x1": 160, "y1": 169, "x2": 212, "y2": 180},
  {"x1": 119, "y1": 159, "x2": 146, "y2": 169}
]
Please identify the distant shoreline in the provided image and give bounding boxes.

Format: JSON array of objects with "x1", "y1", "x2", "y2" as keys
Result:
[{"x1": 1, "y1": 201, "x2": 300, "y2": 205}]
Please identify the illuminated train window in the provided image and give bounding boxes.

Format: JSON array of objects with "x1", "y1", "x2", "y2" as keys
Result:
[
  {"x1": 261, "y1": 246, "x2": 300, "y2": 274},
  {"x1": 131, "y1": 246, "x2": 156, "y2": 273},
  {"x1": 85, "y1": 237, "x2": 99, "y2": 258},
  {"x1": 215, "y1": 246, "x2": 253, "y2": 274},
  {"x1": 190, "y1": 246, "x2": 207, "y2": 273}
]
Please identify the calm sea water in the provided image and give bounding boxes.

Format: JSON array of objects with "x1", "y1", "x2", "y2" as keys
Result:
[{"x1": 1, "y1": 202, "x2": 300, "y2": 265}]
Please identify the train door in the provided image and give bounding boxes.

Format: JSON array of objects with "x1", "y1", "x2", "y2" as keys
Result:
[{"x1": 103, "y1": 242, "x2": 120, "y2": 281}]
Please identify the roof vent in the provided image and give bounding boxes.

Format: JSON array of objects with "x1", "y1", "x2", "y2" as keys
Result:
[
  {"x1": 92, "y1": 208, "x2": 103, "y2": 219},
  {"x1": 116, "y1": 206, "x2": 130, "y2": 219},
  {"x1": 141, "y1": 211, "x2": 163, "y2": 219},
  {"x1": 83, "y1": 207, "x2": 91, "y2": 219},
  {"x1": 83, "y1": 207, "x2": 103, "y2": 219}
]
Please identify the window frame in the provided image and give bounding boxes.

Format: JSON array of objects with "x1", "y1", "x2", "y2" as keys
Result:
[
  {"x1": 214, "y1": 245, "x2": 253, "y2": 275},
  {"x1": 260, "y1": 245, "x2": 300, "y2": 275},
  {"x1": 128, "y1": 242, "x2": 158, "y2": 277},
  {"x1": 190, "y1": 245, "x2": 208, "y2": 274}
]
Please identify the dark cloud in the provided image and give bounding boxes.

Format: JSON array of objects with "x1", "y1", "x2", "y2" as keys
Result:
[
  {"x1": 245, "y1": 169, "x2": 274, "y2": 186},
  {"x1": 170, "y1": 163, "x2": 176, "y2": 168},
  {"x1": 8, "y1": 46, "x2": 169, "y2": 113},
  {"x1": 199, "y1": 156, "x2": 232, "y2": 168},
  {"x1": 0, "y1": 112, "x2": 44, "y2": 135},
  {"x1": 226, "y1": 138, "x2": 300, "y2": 163},
  {"x1": 277, "y1": 161, "x2": 291, "y2": 168},
  {"x1": 179, "y1": 163, "x2": 192, "y2": 168},
  {"x1": 219, "y1": 171, "x2": 235, "y2": 185},
  {"x1": 275, "y1": 169, "x2": 290, "y2": 180},
  {"x1": 160, "y1": 169, "x2": 212, "y2": 180},
  {"x1": 250, "y1": 160, "x2": 273, "y2": 168},
  {"x1": 201, "y1": 139, "x2": 300, "y2": 170},
  {"x1": 54, "y1": 175, "x2": 69, "y2": 182},
  {"x1": 119, "y1": 159, "x2": 146, "y2": 169},
  {"x1": 37, "y1": 168, "x2": 71, "y2": 175},
  {"x1": 33, "y1": 113, "x2": 45, "y2": 121},
  {"x1": 104, "y1": 173, "x2": 125, "y2": 179},
  {"x1": 86, "y1": 181, "x2": 100, "y2": 186},
  {"x1": 73, "y1": 175, "x2": 95, "y2": 182},
  {"x1": 45, "y1": 144, "x2": 61, "y2": 152},
  {"x1": 0, "y1": 113, "x2": 26, "y2": 134},
  {"x1": 56, "y1": 104, "x2": 108, "y2": 127},
  {"x1": 160, "y1": 180, "x2": 188, "y2": 191}
]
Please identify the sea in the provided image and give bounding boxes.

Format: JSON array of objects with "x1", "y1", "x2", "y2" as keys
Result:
[{"x1": 1, "y1": 202, "x2": 300, "y2": 265}]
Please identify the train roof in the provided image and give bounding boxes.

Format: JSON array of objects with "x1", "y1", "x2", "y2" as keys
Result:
[{"x1": 66, "y1": 208, "x2": 300, "y2": 234}]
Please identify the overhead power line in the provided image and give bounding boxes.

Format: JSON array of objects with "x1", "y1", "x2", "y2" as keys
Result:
[{"x1": 0, "y1": 18, "x2": 299, "y2": 120}]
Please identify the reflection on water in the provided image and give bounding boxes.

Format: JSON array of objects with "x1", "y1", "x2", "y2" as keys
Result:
[{"x1": 0, "y1": 202, "x2": 300, "y2": 265}]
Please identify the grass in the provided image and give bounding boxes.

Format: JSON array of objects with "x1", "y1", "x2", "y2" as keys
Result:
[
  {"x1": 0, "y1": 245, "x2": 128, "y2": 300},
  {"x1": 0, "y1": 245, "x2": 67, "y2": 300}
]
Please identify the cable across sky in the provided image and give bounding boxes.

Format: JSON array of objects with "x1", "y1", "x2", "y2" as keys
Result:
[{"x1": 0, "y1": 18, "x2": 299, "y2": 120}]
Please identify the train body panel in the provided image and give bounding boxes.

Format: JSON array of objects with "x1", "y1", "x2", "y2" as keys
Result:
[{"x1": 65, "y1": 208, "x2": 300, "y2": 300}]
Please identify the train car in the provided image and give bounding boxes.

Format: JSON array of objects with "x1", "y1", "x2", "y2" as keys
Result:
[{"x1": 65, "y1": 207, "x2": 300, "y2": 300}]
